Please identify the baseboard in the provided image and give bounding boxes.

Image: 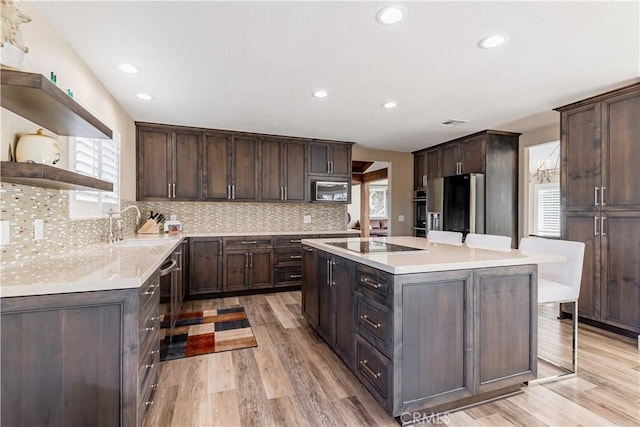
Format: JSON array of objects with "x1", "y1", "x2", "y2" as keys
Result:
[{"x1": 186, "y1": 285, "x2": 301, "y2": 300}]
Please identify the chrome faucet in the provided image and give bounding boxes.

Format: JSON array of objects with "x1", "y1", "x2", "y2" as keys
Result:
[{"x1": 107, "y1": 205, "x2": 141, "y2": 243}]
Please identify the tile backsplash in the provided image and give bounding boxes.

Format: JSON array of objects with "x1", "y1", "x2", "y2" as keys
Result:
[{"x1": 0, "y1": 183, "x2": 347, "y2": 269}]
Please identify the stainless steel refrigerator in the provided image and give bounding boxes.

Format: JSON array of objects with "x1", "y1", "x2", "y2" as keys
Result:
[{"x1": 427, "y1": 174, "x2": 485, "y2": 237}]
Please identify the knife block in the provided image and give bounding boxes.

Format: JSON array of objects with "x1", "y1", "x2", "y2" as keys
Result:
[{"x1": 137, "y1": 219, "x2": 160, "y2": 234}]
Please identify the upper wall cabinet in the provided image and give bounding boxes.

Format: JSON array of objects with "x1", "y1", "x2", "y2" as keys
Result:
[
  {"x1": 261, "y1": 137, "x2": 307, "y2": 202},
  {"x1": 1, "y1": 70, "x2": 114, "y2": 191},
  {"x1": 136, "y1": 122, "x2": 352, "y2": 203},
  {"x1": 136, "y1": 125, "x2": 202, "y2": 201},
  {"x1": 308, "y1": 141, "x2": 352, "y2": 177}
]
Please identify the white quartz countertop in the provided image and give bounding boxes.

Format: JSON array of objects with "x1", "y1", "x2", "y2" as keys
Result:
[
  {"x1": 0, "y1": 230, "x2": 358, "y2": 298},
  {"x1": 301, "y1": 236, "x2": 564, "y2": 274}
]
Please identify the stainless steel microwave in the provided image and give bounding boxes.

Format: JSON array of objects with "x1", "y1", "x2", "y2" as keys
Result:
[{"x1": 312, "y1": 181, "x2": 349, "y2": 202}]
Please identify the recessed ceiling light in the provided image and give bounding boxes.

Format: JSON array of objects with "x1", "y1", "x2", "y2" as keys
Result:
[
  {"x1": 376, "y1": 6, "x2": 406, "y2": 25},
  {"x1": 478, "y1": 33, "x2": 509, "y2": 49},
  {"x1": 118, "y1": 63, "x2": 139, "y2": 74},
  {"x1": 312, "y1": 90, "x2": 328, "y2": 98},
  {"x1": 382, "y1": 101, "x2": 397, "y2": 109},
  {"x1": 136, "y1": 93, "x2": 154, "y2": 100}
]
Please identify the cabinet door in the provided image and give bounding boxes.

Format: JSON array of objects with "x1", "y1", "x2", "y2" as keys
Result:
[
  {"x1": 283, "y1": 140, "x2": 307, "y2": 201},
  {"x1": 332, "y1": 256, "x2": 355, "y2": 367},
  {"x1": 172, "y1": 130, "x2": 202, "y2": 200},
  {"x1": 231, "y1": 136, "x2": 258, "y2": 200},
  {"x1": 308, "y1": 142, "x2": 330, "y2": 175},
  {"x1": 414, "y1": 151, "x2": 427, "y2": 189},
  {"x1": 189, "y1": 238, "x2": 222, "y2": 295},
  {"x1": 441, "y1": 143, "x2": 461, "y2": 177},
  {"x1": 461, "y1": 135, "x2": 486, "y2": 174},
  {"x1": 602, "y1": 89, "x2": 640, "y2": 210},
  {"x1": 203, "y1": 133, "x2": 231, "y2": 200},
  {"x1": 247, "y1": 249, "x2": 273, "y2": 289},
  {"x1": 260, "y1": 137, "x2": 283, "y2": 202},
  {"x1": 427, "y1": 148, "x2": 442, "y2": 180},
  {"x1": 302, "y1": 246, "x2": 318, "y2": 326},
  {"x1": 560, "y1": 103, "x2": 601, "y2": 211},
  {"x1": 601, "y1": 213, "x2": 640, "y2": 333},
  {"x1": 316, "y1": 252, "x2": 332, "y2": 342},
  {"x1": 137, "y1": 127, "x2": 172, "y2": 200},
  {"x1": 223, "y1": 252, "x2": 248, "y2": 291},
  {"x1": 330, "y1": 143, "x2": 352, "y2": 177},
  {"x1": 563, "y1": 213, "x2": 601, "y2": 321}
]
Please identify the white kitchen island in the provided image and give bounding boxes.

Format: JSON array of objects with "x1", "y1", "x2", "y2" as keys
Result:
[{"x1": 300, "y1": 236, "x2": 559, "y2": 420}]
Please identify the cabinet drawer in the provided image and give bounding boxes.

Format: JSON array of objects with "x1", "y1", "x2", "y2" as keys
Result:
[
  {"x1": 139, "y1": 274, "x2": 160, "y2": 312},
  {"x1": 274, "y1": 248, "x2": 303, "y2": 266},
  {"x1": 355, "y1": 264, "x2": 393, "y2": 307},
  {"x1": 138, "y1": 339, "x2": 160, "y2": 395},
  {"x1": 274, "y1": 267, "x2": 303, "y2": 287},
  {"x1": 273, "y1": 235, "x2": 306, "y2": 248},
  {"x1": 139, "y1": 311, "x2": 160, "y2": 365},
  {"x1": 138, "y1": 360, "x2": 159, "y2": 420},
  {"x1": 356, "y1": 294, "x2": 392, "y2": 358},
  {"x1": 355, "y1": 334, "x2": 392, "y2": 411},
  {"x1": 223, "y1": 236, "x2": 273, "y2": 250}
]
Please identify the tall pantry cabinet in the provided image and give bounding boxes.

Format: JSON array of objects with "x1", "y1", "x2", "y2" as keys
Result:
[{"x1": 557, "y1": 82, "x2": 640, "y2": 335}]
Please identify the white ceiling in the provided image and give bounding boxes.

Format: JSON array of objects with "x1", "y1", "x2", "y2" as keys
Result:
[{"x1": 35, "y1": 1, "x2": 639, "y2": 152}]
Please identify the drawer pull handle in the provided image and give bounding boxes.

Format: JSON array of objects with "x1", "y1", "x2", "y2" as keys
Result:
[
  {"x1": 142, "y1": 286, "x2": 158, "y2": 296},
  {"x1": 303, "y1": 247, "x2": 314, "y2": 252},
  {"x1": 145, "y1": 363, "x2": 155, "y2": 369},
  {"x1": 290, "y1": 239, "x2": 302, "y2": 243},
  {"x1": 144, "y1": 326, "x2": 155, "y2": 332},
  {"x1": 361, "y1": 277, "x2": 381, "y2": 289},
  {"x1": 360, "y1": 315, "x2": 381, "y2": 329},
  {"x1": 241, "y1": 241, "x2": 257, "y2": 245},
  {"x1": 150, "y1": 316, "x2": 160, "y2": 322},
  {"x1": 290, "y1": 274, "x2": 302, "y2": 279},
  {"x1": 151, "y1": 349, "x2": 159, "y2": 355},
  {"x1": 145, "y1": 399, "x2": 155, "y2": 406},
  {"x1": 359, "y1": 360, "x2": 381, "y2": 379},
  {"x1": 289, "y1": 255, "x2": 302, "y2": 259}
]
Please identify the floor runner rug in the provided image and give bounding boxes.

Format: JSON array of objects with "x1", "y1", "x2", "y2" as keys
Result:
[{"x1": 159, "y1": 306, "x2": 257, "y2": 361}]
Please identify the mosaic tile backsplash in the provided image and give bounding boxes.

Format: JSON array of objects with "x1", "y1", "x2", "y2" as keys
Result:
[{"x1": 0, "y1": 183, "x2": 346, "y2": 269}]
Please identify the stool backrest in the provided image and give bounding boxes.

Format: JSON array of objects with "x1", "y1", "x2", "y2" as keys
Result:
[
  {"x1": 519, "y1": 237, "x2": 585, "y2": 299},
  {"x1": 465, "y1": 233, "x2": 512, "y2": 252},
  {"x1": 428, "y1": 230, "x2": 463, "y2": 245}
]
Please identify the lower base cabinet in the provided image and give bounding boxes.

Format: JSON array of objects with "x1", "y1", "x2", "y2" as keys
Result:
[
  {"x1": 0, "y1": 272, "x2": 161, "y2": 426},
  {"x1": 189, "y1": 237, "x2": 223, "y2": 294},
  {"x1": 303, "y1": 249, "x2": 538, "y2": 417}
]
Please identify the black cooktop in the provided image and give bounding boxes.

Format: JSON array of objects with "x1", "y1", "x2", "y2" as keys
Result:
[{"x1": 326, "y1": 240, "x2": 423, "y2": 254}]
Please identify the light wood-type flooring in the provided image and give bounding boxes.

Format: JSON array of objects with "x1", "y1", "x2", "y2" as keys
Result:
[{"x1": 146, "y1": 291, "x2": 639, "y2": 426}]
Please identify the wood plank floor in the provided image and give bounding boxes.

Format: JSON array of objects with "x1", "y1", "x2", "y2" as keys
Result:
[{"x1": 146, "y1": 292, "x2": 639, "y2": 426}]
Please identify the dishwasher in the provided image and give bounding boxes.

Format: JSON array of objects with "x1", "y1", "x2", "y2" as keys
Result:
[{"x1": 160, "y1": 254, "x2": 179, "y2": 341}]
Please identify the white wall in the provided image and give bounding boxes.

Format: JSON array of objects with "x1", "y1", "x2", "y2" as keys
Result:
[
  {"x1": 348, "y1": 184, "x2": 361, "y2": 226},
  {"x1": 1, "y1": 1, "x2": 136, "y2": 200}
]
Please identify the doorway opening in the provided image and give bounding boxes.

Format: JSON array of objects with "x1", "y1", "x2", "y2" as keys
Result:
[{"x1": 348, "y1": 161, "x2": 389, "y2": 237}]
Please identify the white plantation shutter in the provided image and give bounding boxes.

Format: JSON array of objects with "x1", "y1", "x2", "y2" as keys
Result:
[
  {"x1": 69, "y1": 130, "x2": 120, "y2": 219},
  {"x1": 535, "y1": 184, "x2": 560, "y2": 237}
]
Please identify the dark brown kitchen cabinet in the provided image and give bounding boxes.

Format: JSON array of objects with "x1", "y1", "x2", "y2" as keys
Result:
[
  {"x1": 273, "y1": 235, "x2": 305, "y2": 287},
  {"x1": 223, "y1": 236, "x2": 273, "y2": 291},
  {"x1": 315, "y1": 250, "x2": 355, "y2": 368},
  {"x1": 137, "y1": 125, "x2": 201, "y2": 201},
  {"x1": 302, "y1": 245, "x2": 318, "y2": 326},
  {"x1": 441, "y1": 135, "x2": 486, "y2": 177},
  {"x1": 261, "y1": 137, "x2": 307, "y2": 202},
  {"x1": 413, "y1": 148, "x2": 442, "y2": 189},
  {"x1": 223, "y1": 250, "x2": 273, "y2": 291},
  {"x1": 1, "y1": 273, "x2": 161, "y2": 427},
  {"x1": 189, "y1": 238, "x2": 223, "y2": 295},
  {"x1": 308, "y1": 140, "x2": 353, "y2": 177},
  {"x1": 202, "y1": 133, "x2": 258, "y2": 201},
  {"x1": 558, "y1": 82, "x2": 640, "y2": 336}
]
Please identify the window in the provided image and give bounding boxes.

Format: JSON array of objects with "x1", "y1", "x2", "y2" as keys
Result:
[
  {"x1": 369, "y1": 185, "x2": 389, "y2": 219},
  {"x1": 68, "y1": 130, "x2": 120, "y2": 219},
  {"x1": 527, "y1": 141, "x2": 560, "y2": 237}
]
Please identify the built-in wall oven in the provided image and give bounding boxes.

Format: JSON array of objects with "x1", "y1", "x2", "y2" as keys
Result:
[{"x1": 413, "y1": 189, "x2": 427, "y2": 237}]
